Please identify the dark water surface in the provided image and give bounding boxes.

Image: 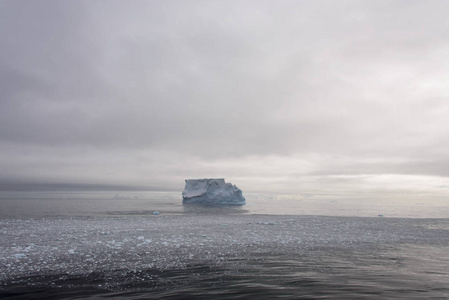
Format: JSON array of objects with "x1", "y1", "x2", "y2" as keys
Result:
[
  {"x1": 2, "y1": 244, "x2": 449, "y2": 299},
  {"x1": 1, "y1": 192, "x2": 449, "y2": 299},
  {"x1": 1, "y1": 214, "x2": 449, "y2": 299},
  {"x1": 5, "y1": 247, "x2": 449, "y2": 299}
]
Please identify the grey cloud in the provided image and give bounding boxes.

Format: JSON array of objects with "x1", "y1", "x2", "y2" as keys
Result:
[{"x1": 1, "y1": 1, "x2": 449, "y2": 191}]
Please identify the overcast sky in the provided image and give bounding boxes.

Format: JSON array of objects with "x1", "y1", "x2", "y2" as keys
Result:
[{"x1": 1, "y1": 1, "x2": 449, "y2": 197}]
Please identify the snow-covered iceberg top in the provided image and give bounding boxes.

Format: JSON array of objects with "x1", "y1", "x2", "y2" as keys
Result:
[{"x1": 182, "y1": 178, "x2": 246, "y2": 205}]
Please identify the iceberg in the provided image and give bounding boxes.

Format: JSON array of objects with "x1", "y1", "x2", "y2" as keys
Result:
[{"x1": 182, "y1": 178, "x2": 246, "y2": 205}]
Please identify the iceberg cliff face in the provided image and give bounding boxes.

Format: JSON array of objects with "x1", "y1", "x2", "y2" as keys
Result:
[{"x1": 182, "y1": 178, "x2": 246, "y2": 205}]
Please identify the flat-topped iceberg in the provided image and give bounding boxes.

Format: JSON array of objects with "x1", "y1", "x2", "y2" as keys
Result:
[{"x1": 182, "y1": 178, "x2": 246, "y2": 205}]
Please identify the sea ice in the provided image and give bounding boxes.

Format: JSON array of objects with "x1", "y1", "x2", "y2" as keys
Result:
[
  {"x1": 182, "y1": 178, "x2": 246, "y2": 204},
  {"x1": 1, "y1": 215, "x2": 449, "y2": 291}
]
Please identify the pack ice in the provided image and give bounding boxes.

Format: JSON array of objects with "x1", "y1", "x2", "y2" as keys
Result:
[{"x1": 182, "y1": 178, "x2": 246, "y2": 204}]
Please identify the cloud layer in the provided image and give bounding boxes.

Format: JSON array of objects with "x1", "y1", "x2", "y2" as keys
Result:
[{"x1": 1, "y1": 1, "x2": 449, "y2": 196}]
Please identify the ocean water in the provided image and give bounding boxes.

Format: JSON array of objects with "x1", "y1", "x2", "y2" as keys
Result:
[
  {"x1": 1, "y1": 191, "x2": 448, "y2": 218},
  {"x1": 1, "y1": 191, "x2": 449, "y2": 299}
]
